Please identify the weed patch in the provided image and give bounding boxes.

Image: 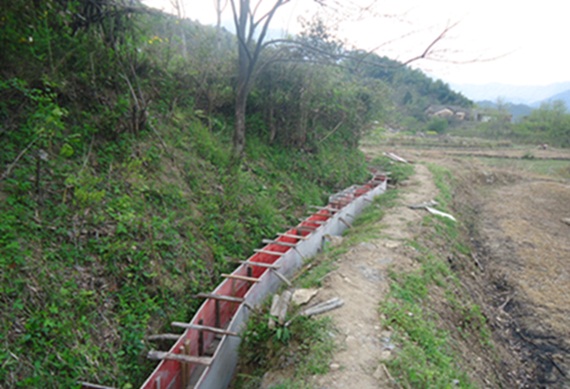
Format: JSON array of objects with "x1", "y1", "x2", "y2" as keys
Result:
[
  {"x1": 235, "y1": 308, "x2": 335, "y2": 388},
  {"x1": 380, "y1": 164, "x2": 495, "y2": 388}
]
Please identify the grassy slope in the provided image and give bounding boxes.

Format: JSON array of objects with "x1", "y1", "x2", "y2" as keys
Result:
[
  {"x1": 0, "y1": 3, "x2": 373, "y2": 386},
  {"x1": 0, "y1": 100, "x2": 369, "y2": 388}
]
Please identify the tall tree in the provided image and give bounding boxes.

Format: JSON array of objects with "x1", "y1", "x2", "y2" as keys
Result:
[
  {"x1": 227, "y1": 1, "x2": 468, "y2": 157},
  {"x1": 229, "y1": 0, "x2": 291, "y2": 157}
]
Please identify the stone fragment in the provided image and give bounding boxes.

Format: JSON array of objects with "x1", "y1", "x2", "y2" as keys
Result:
[{"x1": 292, "y1": 288, "x2": 319, "y2": 306}]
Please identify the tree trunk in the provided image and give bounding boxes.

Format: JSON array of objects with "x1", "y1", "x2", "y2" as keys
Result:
[
  {"x1": 232, "y1": 0, "x2": 250, "y2": 158},
  {"x1": 267, "y1": 81, "x2": 277, "y2": 143},
  {"x1": 233, "y1": 51, "x2": 248, "y2": 157},
  {"x1": 297, "y1": 85, "x2": 309, "y2": 146},
  {"x1": 268, "y1": 102, "x2": 276, "y2": 144},
  {"x1": 234, "y1": 83, "x2": 247, "y2": 157}
]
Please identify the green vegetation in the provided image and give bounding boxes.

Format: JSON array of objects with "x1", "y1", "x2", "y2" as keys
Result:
[
  {"x1": 235, "y1": 310, "x2": 335, "y2": 389},
  {"x1": 1, "y1": 1, "x2": 470, "y2": 387},
  {"x1": 380, "y1": 164, "x2": 493, "y2": 388},
  {"x1": 0, "y1": 114, "x2": 367, "y2": 387},
  {"x1": 512, "y1": 101, "x2": 570, "y2": 147},
  {"x1": 446, "y1": 100, "x2": 570, "y2": 148}
]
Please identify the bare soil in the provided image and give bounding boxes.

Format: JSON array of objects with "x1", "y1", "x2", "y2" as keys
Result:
[
  {"x1": 308, "y1": 164, "x2": 438, "y2": 388},
  {"x1": 398, "y1": 146, "x2": 570, "y2": 388},
  {"x1": 259, "y1": 144, "x2": 570, "y2": 388}
]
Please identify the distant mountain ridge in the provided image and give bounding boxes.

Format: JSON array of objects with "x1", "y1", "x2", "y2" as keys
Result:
[
  {"x1": 450, "y1": 81, "x2": 570, "y2": 106},
  {"x1": 539, "y1": 89, "x2": 570, "y2": 108}
]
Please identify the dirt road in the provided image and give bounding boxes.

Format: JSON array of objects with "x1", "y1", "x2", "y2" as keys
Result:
[{"x1": 309, "y1": 164, "x2": 438, "y2": 388}]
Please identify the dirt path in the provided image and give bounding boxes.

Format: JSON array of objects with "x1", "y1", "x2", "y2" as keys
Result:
[{"x1": 310, "y1": 164, "x2": 438, "y2": 388}]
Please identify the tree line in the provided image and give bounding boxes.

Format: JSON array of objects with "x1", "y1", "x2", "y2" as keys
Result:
[{"x1": 1, "y1": 0, "x2": 472, "y2": 165}]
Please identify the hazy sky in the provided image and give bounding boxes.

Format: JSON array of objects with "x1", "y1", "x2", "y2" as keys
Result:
[{"x1": 142, "y1": 0, "x2": 569, "y2": 86}]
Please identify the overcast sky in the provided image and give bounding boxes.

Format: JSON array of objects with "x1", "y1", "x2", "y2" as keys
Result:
[{"x1": 142, "y1": 0, "x2": 569, "y2": 86}]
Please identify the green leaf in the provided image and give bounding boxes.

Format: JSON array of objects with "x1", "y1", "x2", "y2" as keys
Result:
[{"x1": 60, "y1": 143, "x2": 74, "y2": 158}]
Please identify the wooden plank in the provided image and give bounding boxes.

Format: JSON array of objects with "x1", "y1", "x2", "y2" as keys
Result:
[
  {"x1": 425, "y1": 206, "x2": 457, "y2": 222},
  {"x1": 277, "y1": 290, "x2": 292, "y2": 325},
  {"x1": 180, "y1": 339, "x2": 190, "y2": 389},
  {"x1": 215, "y1": 299, "x2": 220, "y2": 328},
  {"x1": 254, "y1": 248, "x2": 287, "y2": 256},
  {"x1": 277, "y1": 233, "x2": 307, "y2": 240},
  {"x1": 301, "y1": 297, "x2": 344, "y2": 317},
  {"x1": 293, "y1": 247, "x2": 306, "y2": 260},
  {"x1": 299, "y1": 219, "x2": 327, "y2": 224},
  {"x1": 309, "y1": 205, "x2": 339, "y2": 213},
  {"x1": 78, "y1": 382, "x2": 117, "y2": 389},
  {"x1": 262, "y1": 239, "x2": 298, "y2": 247},
  {"x1": 268, "y1": 294, "x2": 280, "y2": 329},
  {"x1": 296, "y1": 225, "x2": 317, "y2": 231},
  {"x1": 384, "y1": 151, "x2": 408, "y2": 164},
  {"x1": 240, "y1": 260, "x2": 281, "y2": 269},
  {"x1": 147, "y1": 350, "x2": 212, "y2": 366},
  {"x1": 339, "y1": 217, "x2": 352, "y2": 229},
  {"x1": 195, "y1": 293, "x2": 244, "y2": 304},
  {"x1": 269, "y1": 294, "x2": 281, "y2": 317},
  {"x1": 171, "y1": 322, "x2": 239, "y2": 337},
  {"x1": 271, "y1": 269, "x2": 292, "y2": 287},
  {"x1": 146, "y1": 333, "x2": 181, "y2": 341},
  {"x1": 198, "y1": 319, "x2": 204, "y2": 355},
  {"x1": 221, "y1": 273, "x2": 260, "y2": 283}
]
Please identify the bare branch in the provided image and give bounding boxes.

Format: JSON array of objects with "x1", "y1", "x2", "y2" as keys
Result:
[
  {"x1": 251, "y1": 0, "x2": 264, "y2": 20},
  {"x1": 253, "y1": 0, "x2": 292, "y2": 29},
  {"x1": 247, "y1": 0, "x2": 290, "y2": 84},
  {"x1": 401, "y1": 21, "x2": 460, "y2": 65},
  {"x1": 230, "y1": 0, "x2": 253, "y2": 62}
]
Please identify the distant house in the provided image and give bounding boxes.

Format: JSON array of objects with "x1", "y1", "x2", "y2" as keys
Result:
[
  {"x1": 473, "y1": 111, "x2": 513, "y2": 123},
  {"x1": 433, "y1": 108, "x2": 454, "y2": 118},
  {"x1": 425, "y1": 105, "x2": 471, "y2": 121}
]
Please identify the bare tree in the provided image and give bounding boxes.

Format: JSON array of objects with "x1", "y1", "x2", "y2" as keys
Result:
[
  {"x1": 214, "y1": 0, "x2": 228, "y2": 31},
  {"x1": 229, "y1": 0, "x2": 292, "y2": 157},
  {"x1": 226, "y1": 0, "x2": 478, "y2": 157}
]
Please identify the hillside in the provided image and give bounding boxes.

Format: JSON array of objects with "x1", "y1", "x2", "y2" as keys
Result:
[{"x1": 0, "y1": 1, "x2": 472, "y2": 387}]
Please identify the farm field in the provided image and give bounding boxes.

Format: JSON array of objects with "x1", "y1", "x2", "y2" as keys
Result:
[{"x1": 365, "y1": 138, "x2": 570, "y2": 388}]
